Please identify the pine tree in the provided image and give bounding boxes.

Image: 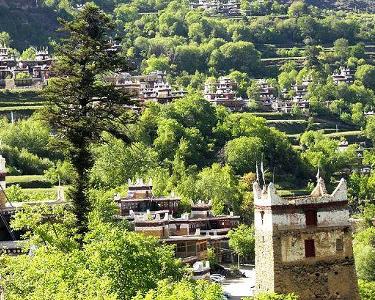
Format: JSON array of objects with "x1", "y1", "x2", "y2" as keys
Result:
[{"x1": 44, "y1": 2, "x2": 135, "y2": 236}]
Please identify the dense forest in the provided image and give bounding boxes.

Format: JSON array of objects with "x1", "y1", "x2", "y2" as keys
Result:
[{"x1": 2, "y1": 0, "x2": 375, "y2": 48}]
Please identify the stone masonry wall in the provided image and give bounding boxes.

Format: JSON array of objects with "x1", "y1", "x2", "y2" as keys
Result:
[
  {"x1": 274, "y1": 259, "x2": 359, "y2": 299},
  {"x1": 255, "y1": 229, "x2": 275, "y2": 293},
  {"x1": 272, "y1": 228, "x2": 359, "y2": 299}
]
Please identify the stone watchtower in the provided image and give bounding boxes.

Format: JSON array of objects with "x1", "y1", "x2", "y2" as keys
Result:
[{"x1": 253, "y1": 178, "x2": 359, "y2": 299}]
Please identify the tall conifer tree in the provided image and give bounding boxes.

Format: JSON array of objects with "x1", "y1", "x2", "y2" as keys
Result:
[{"x1": 44, "y1": 2, "x2": 135, "y2": 235}]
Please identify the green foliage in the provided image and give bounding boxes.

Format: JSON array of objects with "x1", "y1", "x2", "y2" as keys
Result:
[
  {"x1": 228, "y1": 224, "x2": 255, "y2": 261},
  {"x1": 0, "y1": 144, "x2": 53, "y2": 175},
  {"x1": 0, "y1": 116, "x2": 52, "y2": 158},
  {"x1": 225, "y1": 136, "x2": 263, "y2": 175},
  {"x1": 247, "y1": 292, "x2": 299, "y2": 300},
  {"x1": 11, "y1": 204, "x2": 79, "y2": 250},
  {"x1": 0, "y1": 247, "x2": 117, "y2": 300},
  {"x1": 15, "y1": 72, "x2": 31, "y2": 79},
  {"x1": 91, "y1": 134, "x2": 158, "y2": 188},
  {"x1": 84, "y1": 222, "x2": 184, "y2": 299},
  {"x1": 0, "y1": 31, "x2": 10, "y2": 47},
  {"x1": 333, "y1": 38, "x2": 350, "y2": 61},
  {"x1": 300, "y1": 130, "x2": 358, "y2": 179},
  {"x1": 209, "y1": 41, "x2": 261, "y2": 75},
  {"x1": 132, "y1": 278, "x2": 223, "y2": 300},
  {"x1": 365, "y1": 116, "x2": 375, "y2": 142},
  {"x1": 44, "y1": 160, "x2": 75, "y2": 185},
  {"x1": 348, "y1": 172, "x2": 375, "y2": 204},
  {"x1": 353, "y1": 227, "x2": 375, "y2": 282},
  {"x1": 219, "y1": 113, "x2": 304, "y2": 178},
  {"x1": 142, "y1": 55, "x2": 171, "y2": 74},
  {"x1": 3, "y1": 195, "x2": 185, "y2": 300},
  {"x1": 195, "y1": 163, "x2": 241, "y2": 214},
  {"x1": 359, "y1": 279, "x2": 375, "y2": 300},
  {"x1": 5, "y1": 184, "x2": 30, "y2": 202},
  {"x1": 356, "y1": 64, "x2": 375, "y2": 91},
  {"x1": 138, "y1": 95, "x2": 218, "y2": 167},
  {"x1": 19, "y1": 47, "x2": 37, "y2": 60},
  {"x1": 288, "y1": 0, "x2": 308, "y2": 17}
]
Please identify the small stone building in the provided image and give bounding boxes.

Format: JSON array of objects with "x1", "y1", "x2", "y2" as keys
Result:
[{"x1": 253, "y1": 177, "x2": 359, "y2": 300}]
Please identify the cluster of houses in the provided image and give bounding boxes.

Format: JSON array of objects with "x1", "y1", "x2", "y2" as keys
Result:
[
  {"x1": 255, "y1": 67, "x2": 355, "y2": 113},
  {"x1": 114, "y1": 178, "x2": 240, "y2": 279},
  {"x1": 190, "y1": 0, "x2": 241, "y2": 16},
  {"x1": 0, "y1": 46, "x2": 52, "y2": 89},
  {"x1": 204, "y1": 77, "x2": 247, "y2": 111},
  {"x1": 112, "y1": 71, "x2": 187, "y2": 104},
  {"x1": 204, "y1": 67, "x2": 356, "y2": 114}
]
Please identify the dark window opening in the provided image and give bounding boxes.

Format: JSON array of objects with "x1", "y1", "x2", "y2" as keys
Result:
[
  {"x1": 305, "y1": 210, "x2": 317, "y2": 226},
  {"x1": 176, "y1": 224, "x2": 181, "y2": 231},
  {"x1": 305, "y1": 239, "x2": 315, "y2": 258},
  {"x1": 336, "y1": 239, "x2": 343, "y2": 251},
  {"x1": 260, "y1": 211, "x2": 265, "y2": 224}
]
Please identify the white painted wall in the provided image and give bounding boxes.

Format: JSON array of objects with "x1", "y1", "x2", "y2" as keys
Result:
[{"x1": 318, "y1": 209, "x2": 349, "y2": 226}]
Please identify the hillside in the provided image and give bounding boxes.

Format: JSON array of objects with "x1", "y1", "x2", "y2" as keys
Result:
[
  {"x1": 0, "y1": 0, "x2": 60, "y2": 49},
  {"x1": 1, "y1": 0, "x2": 375, "y2": 49},
  {"x1": 306, "y1": 0, "x2": 375, "y2": 12}
]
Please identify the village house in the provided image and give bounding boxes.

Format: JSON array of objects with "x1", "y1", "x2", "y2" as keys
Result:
[
  {"x1": 271, "y1": 78, "x2": 311, "y2": 113},
  {"x1": 332, "y1": 67, "x2": 355, "y2": 85},
  {"x1": 113, "y1": 71, "x2": 187, "y2": 104},
  {"x1": 254, "y1": 176, "x2": 360, "y2": 299},
  {"x1": 0, "y1": 46, "x2": 52, "y2": 89},
  {"x1": 204, "y1": 77, "x2": 246, "y2": 111},
  {"x1": 114, "y1": 179, "x2": 180, "y2": 217},
  {"x1": 257, "y1": 79, "x2": 277, "y2": 109},
  {"x1": 115, "y1": 179, "x2": 240, "y2": 278},
  {"x1": 190, "y1": 0, "x2": 241, "y2": 16},
  {"x1": 291, "y1": 78, "x2": 311, "y2": 111}
]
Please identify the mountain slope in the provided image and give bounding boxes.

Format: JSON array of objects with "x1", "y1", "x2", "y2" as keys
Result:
[
  {"x1": 306, "y1": 0, "x2": 375, "y2": 12},
  {"x1": 0, "y1": 0, "x2": 60, "y2": 49}
]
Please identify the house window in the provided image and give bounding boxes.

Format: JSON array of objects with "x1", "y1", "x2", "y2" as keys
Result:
[
  {"x1": 176, "y1": 224, "x2": 181, "y2": 231},
  {"x1": 260, "y1": 211, "x2": 265, "y2": 225},
  {"x1": 336, "y1": 239, "x2": 344, "y2": 251},
  {"x1": 305, "y1": 210, "x2": 317, "y2": 226},
  {"x1": 305, "y1": 239, "x2": 315, "y2": 258},
  {"x1": 176, "y1": 242, "x2": 186, "y2": 253}
]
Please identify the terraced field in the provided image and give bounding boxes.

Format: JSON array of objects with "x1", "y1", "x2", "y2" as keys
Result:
[
  {"x1": 254, "y1": 112, "x2": 365, "y2": 145},
  {"x1": 0, "y1": 89, "x2": 44, "y2": 119}
]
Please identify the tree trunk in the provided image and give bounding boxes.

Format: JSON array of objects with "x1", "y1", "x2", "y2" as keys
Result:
[{"x1": 69, "y1": 137, "x2": 93, "y2": 240}]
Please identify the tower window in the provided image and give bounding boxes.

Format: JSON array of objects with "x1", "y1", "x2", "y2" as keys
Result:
[
  {"x1": 305, "y1": 210, "x2": 317, "y2": 226},
  {"x1": 305, "y1": 239, "x2": 315, "y2": 258},
  {"x1": 336, "y1": 239, "x2": 343, "y2": 251},
  {"x1": 260, "y1": 211, "x2": 265, "y2": 224}
]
